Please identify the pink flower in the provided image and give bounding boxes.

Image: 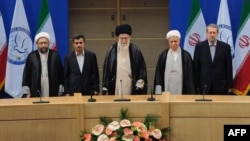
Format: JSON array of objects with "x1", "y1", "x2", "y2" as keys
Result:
[
  {"x1": 105, "y1": 127, "x2": 113, "y2": 135},
  {"x1": 83, "y1": 133, "x2": 91, "y2": 141},
  {"x1": 140, "y1": 131, "x2": 150, "y2": 139},
  {"x1": 123, "y1": 128, "x2": 133, "y2": 135},
  {"x1": 132, "y1": 122, "x2": 147, "y2": 132},
  {"x1": 97, "y1": 134, "x2": 109, "y2": 141},
  {"x1": 133, "y1": 122, "x2": 147, "y2": 133},
  {"x1": 132, "y1": 121, "x2": 142, "y2": 128},
  {"x1": 151, "y1": 129, "x2": 162, "y2": 139},
  {"x1": 120, "y1": 119, "x2": 131, "y2": 127},
  {"x1": 133, "y1": 136, "x2": 140, "y2": 141},
  {"x1": 92, "y1": 124, "x2": 104, "y2": 136},
  {"x1": 108, "y1": 121, "x2": 120, "y2": 131}
]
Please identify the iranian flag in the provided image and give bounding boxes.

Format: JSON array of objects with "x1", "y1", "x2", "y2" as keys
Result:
[
  {"x1": 0, "y1": 11, "x2": 7, "y2": 91},
  {"x1": 233, "y1": 0, "x2": 250, "y2": 95},
  {"x1": 35, "y1": 0, "x2": 57, "y2": 50},
  {"x1": 183, "y1": 0, "x2": 206, "y2": 58}
]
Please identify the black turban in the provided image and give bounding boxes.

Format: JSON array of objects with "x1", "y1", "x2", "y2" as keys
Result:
[{"x1": 115, "y1": 24, "x2": 132, "y2": 36}]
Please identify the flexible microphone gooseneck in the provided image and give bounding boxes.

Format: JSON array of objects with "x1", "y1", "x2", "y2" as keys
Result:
[
  {"x1": 195, "y1": 85, "x2": 212, "y2": 101},
  {"x1": 33, "y1": 90, "x2": 50, "y2": 104},
  {"x1": 88, "y1": 77, "x2": 115, "y2": 102}
]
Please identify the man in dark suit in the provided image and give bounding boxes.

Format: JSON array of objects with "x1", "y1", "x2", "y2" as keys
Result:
[
  {"x1": 193, "y1": 23, "x2": 233, "y2": 95},
  {"x1": 64, "y1": 34, "x2": 99, "y2": 96}
]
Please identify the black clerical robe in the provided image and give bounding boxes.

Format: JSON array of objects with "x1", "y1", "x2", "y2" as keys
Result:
[
  {"x1": 22, "y1": 50, "x2": 64, "y2": 97},
  {"x1": 103, "y1": 43, "x2": 147, "y2": 95},
  {"x1": 154, "y1": 48, "x2": 195, "y2": 94}
]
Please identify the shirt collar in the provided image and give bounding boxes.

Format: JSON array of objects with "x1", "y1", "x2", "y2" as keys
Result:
[
  {"x1": 209, "y1": 41, "x2": 217, "y2": 47},
  {"x1": 75, "y1": 51, "x2": 84, "y2": 56}
]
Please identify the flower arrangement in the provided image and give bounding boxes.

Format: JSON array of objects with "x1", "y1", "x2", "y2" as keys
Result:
[{"x1": 80, "y1": 108, "x2": 171, "y2": 141}]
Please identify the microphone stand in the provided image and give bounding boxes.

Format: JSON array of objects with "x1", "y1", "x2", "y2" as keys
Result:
[
  {"x1": 88, "y1": 77, "x2": 115, "y2": 102},
  {"x1": 195, "y1": 85, "x2": 212, "y2": 101},
  {"x1": 33, "y1": 90, "x2": 50, "y2": 104},
  {"x1": 88, "y1": 82, "x2": 99, "y2": 102},
  {"x1": 114, "y1": 80, "x2": 131, "y2": 102},
  {"x1": 147, "y1": 87, "x2": 155, "y2": 101},
  {"x1": 88, "y1": 87, "x2": 96, "y2": 102}
]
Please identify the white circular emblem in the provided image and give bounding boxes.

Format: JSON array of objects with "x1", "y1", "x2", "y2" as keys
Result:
[
  {"x1": 218, "y1": 24, "x2": 235, "y2": 58},
  {"x1": 7, "y1": 27, "x2": 33, "y2": 65}
]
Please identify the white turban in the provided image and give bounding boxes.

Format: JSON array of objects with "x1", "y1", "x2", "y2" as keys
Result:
[
  {"x1": 35, "y1": 32, "x2": 50, "y2": 43},
  {"x1": 166, "y1": 30, "x2": 181, "y2": 39}
]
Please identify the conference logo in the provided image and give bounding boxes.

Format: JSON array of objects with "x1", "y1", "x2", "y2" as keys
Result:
[
  {"x1": 218, "y1": 24, "x2": 235, "y2": 58},
  {"x1": 188, "y1": 33, "x2": 201, "y2": 47},
  {"x1": 7, "y1": 27, "x2": 32, "y2": 65},
  {"x1": 239, "y1": 35, "x2": 249, "y2": 49}
]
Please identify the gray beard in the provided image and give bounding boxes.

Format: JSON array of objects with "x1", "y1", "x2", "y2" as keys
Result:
[{"x1": 39, "y1": 47, "x2": 49, "y2": 54}]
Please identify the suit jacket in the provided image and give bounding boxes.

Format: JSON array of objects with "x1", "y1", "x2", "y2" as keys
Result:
[
  {"x1": 64, "y1": 50, "x2": 99, "y2": 95},
  {"x1": 193, "y1": 40, "x2": 233, "y2": 94}
]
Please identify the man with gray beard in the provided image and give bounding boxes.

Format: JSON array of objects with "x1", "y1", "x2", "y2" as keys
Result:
[
  {"x1": 22, "y1": 32, "x2": 64, "y2": 98},
  {"x1": 103, "y1": 24, "x2": 147, "y2": 95}
]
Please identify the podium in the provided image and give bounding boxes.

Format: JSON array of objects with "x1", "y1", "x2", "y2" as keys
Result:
[
  {"x1": 0, "y1": 93, "x2": 169, "y2": 141},
  {"x1": 1, "y1": 93, "x2": 249, "y2": 141},
  {"x1": 169, "y1": 95, "x2": 250, "y2": 141},
  {"x1": 79, "y1": 93, "x2": 170, "y2": 132},
  {"x1": 0, "y1": 96, "x2": 79, "y2": 141}
]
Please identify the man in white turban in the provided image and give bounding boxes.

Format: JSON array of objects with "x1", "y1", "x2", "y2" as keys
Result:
[
  {"x1": 22, "y1": 32, "x2": 64, "y2": 98},
  {"x1": 154, "y1": 30, "x2": 195, "y2": 95}
]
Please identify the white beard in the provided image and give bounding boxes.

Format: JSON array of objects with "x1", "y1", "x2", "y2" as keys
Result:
[{"x1": 118, "y1": 40, "x2": 130, "y2": 48}]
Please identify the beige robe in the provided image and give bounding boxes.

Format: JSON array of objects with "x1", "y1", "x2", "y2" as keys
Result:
[{"x1": 115, "y1": 45, "x2": 132, "y2": 95}]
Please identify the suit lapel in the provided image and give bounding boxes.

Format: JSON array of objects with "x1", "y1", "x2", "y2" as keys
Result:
[
  {"x1": 72, "y1": 52, "x2": 82, "y2": 74},
  {"x1": 205, "y1": 41, "x2": 213, "y2": 64},
  {"x1": 82, "y1": 52, "x2": 87, "y2": 74}
]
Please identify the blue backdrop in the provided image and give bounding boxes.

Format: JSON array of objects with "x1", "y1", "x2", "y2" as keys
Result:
[
  {"x1": 0, "y1": 0, "x2": 68, "y2": 98},
  {"x1": 170, "y1": 0, "x2": 245, "y2": 47}
]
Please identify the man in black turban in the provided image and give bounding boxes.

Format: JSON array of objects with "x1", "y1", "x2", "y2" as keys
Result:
[{"x1": 103, "y1": 24, "x2": 147, "y2": 95}]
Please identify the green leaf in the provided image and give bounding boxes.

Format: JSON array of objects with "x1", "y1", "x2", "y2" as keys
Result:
[
  {"x1": 144, "y1": 114, "x2": 159, "y2": 128},
  {"x1": 99, "y1": 116, "x2": 113, "y2": 126},
  {"x1": 119, "y1": 108, "x2": 129, "y2": 120}
]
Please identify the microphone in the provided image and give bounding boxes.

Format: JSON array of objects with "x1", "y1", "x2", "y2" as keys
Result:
[
  {"x1": 114, "y1": 79, "x2": 131, "y2": 102},
  {"x1": 33, "y1": 90, "x2": 50, "y2": 104},
  {"x1": 88, "y1": 76, "x2": 115, "y2": 102},
  {"x1": 128, "y1": 74, "x2": 155, "y2": 101},
  {"x1": 195, "y1": 85, "x2": 212, "y2": 101}
]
